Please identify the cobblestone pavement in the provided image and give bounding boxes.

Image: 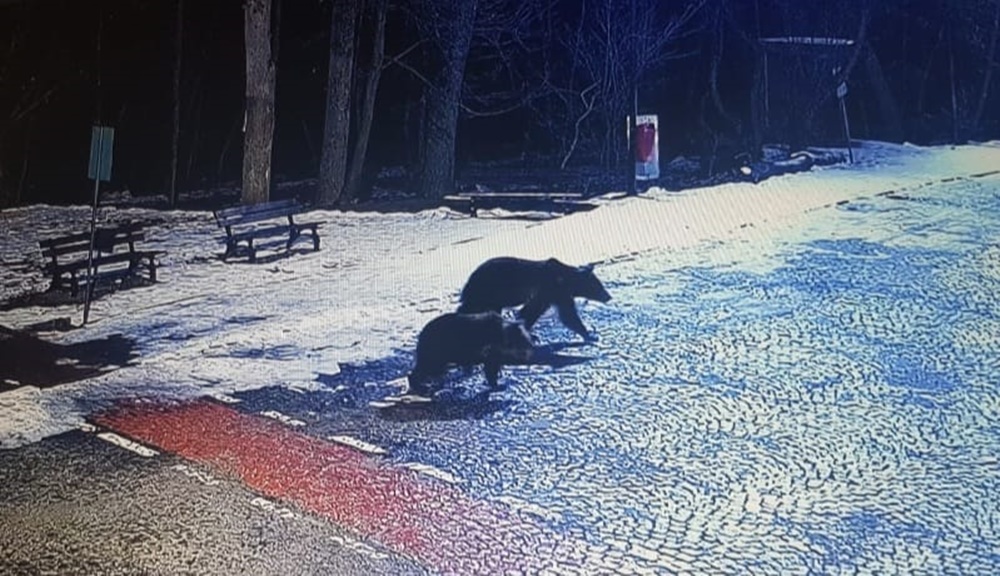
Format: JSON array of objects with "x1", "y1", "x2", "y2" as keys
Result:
[{"x1": 2, "y1": 175, "x2": 999, "y2": 574}]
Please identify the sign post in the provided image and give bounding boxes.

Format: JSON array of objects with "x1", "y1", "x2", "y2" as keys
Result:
[
  {"x1": 83, "y1": 126, "x2": 114, "y2": 325},
  {"x1": 836, "y1": 81, "x2": 854, "y2": 164}
]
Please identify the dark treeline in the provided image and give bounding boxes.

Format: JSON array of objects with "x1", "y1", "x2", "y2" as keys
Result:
[{"x1": 0, "y1": 0, "x2": 998, "y2": 207}]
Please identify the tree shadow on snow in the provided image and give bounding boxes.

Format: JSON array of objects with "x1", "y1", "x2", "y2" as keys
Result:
[
  {"x1": 0, "y1": 325, "x2": 138, "y2": 390},
  {"x1": 219, "y1": 246, "x2": 317, "y2": 265}
]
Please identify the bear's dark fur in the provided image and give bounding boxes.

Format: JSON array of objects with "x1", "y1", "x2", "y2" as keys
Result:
[
  {"x1": 457, "y1": 257, "x2": 611, "y2": 340},
  {"x1": 407, "y1": 311, "x2": 534, "y2": 395}
]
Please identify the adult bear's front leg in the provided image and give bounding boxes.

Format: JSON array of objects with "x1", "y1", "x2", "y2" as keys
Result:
[{"x1": 554, "y1": 293, "x2": 593, "y2": 340}]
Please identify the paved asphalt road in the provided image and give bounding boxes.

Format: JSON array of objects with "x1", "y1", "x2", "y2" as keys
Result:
[{"x1": 2, "y1": 175, "x2": 999, "y2": 574}]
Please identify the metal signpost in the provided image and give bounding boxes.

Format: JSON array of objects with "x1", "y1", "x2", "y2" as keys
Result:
[
  {"x1": 837, "y1": 81, "x2": 854, "y2": 164},
  {"x1": 83, "y1": 125, "x2": 115, "y2": 325}
]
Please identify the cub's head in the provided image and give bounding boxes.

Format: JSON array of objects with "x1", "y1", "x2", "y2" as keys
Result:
[{"x1": 573, "y1": 264, "x2": 612, "y2": 303}]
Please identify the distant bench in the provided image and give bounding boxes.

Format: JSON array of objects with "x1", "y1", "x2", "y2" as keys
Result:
[
  {"x1": 213, "y1": 199, "x2": 324, "y2": 262},
  {"x1": 39, "y1": 222, "x2": 165, "y2": 297},
  {"x1": 442, "y1": 192, "x2": 595, "y2": 217}
]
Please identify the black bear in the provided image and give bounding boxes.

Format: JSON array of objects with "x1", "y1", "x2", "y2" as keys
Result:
[
  {"x1": 457, "y1": 257, "x2": 611, "y2": 340},
  {"x1": 407, "y1": 311, "x2": 534, "y2": 395}
]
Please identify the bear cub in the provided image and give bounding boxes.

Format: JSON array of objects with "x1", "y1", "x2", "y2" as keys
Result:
[
  {"x1": 458, "y1": 257, "x2": 611, "y2": 340},
  {"x1": 407, "y1": 311, "x2": 534, "y2": 396}
]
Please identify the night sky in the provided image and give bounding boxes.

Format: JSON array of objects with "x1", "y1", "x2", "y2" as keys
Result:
[{"x1": 1, "y1": 0, "x2": 997, "y2": 205}]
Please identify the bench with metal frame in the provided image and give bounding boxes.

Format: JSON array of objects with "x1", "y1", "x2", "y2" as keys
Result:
[
  {"x1": 213, "y1": 199, "x2": 325, "y2": 262},
  {"x1": 442, "y1": 192, "x2": 594, "y2": 217},
  {"x1": 39, "y1": 222, "x2": 164, "y2": 297}
]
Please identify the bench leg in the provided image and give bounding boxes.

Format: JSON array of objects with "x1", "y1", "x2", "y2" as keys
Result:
[
  {"x1": 247, "y1": 239, "x2": 257, "y2": 263},
  {"x1": 286, "y1": 228, "x2": 301, "y2": 251},
  {"x1": 311, "y1": 229, "x2": 320, "y2": 251},
  {"x1": 223, "y1": 239, "x2": 237, "y2": 261}
]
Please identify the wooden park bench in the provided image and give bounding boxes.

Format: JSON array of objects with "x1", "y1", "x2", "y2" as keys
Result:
[
  {"x1": 39, "y1": 221, "x2": 165, "y2": 297},
  {"x1": 442, "y1": 192, "x2": 596, "y2": 218},
  {"x1": 213, "y1": 199, "x2": 324, "y2": 262}
]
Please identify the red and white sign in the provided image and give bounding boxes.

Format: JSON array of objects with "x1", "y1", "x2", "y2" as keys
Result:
[{"x1": 634, "y1": 115, "x2": 659, "y2": 181}]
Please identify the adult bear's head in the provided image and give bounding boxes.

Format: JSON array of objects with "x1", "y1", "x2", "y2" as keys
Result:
[{"x1": 574, "y1": 263, "x2": 612, "y2": 303}]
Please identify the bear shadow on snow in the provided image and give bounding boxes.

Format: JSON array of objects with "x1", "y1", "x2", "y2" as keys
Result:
[
  {"x1": 374, "y1": 393, "x2": 515, "y2": 422},
  {"x1": 520, "y1": 342, "x2": 596, "y2": 369}
]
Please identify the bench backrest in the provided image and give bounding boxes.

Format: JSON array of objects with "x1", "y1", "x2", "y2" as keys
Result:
[
  {"x1": 39, "y1": 222, "x2": 146, "y2": 259},
  {"x1": 214, "y1": 199, "x2": 303, "y2": 229}
]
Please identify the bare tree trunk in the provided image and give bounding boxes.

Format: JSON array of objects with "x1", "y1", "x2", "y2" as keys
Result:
[
  {"x1": 916, "y1": 24, "x2": 946, "y2": 118},
  {"x1": 418, "y1": 0, "x2": 479, "y2": 199},
  {"x1": 973, "y1": 0, "x2": 1000, "y2": 132},
  {"x1": 242, "y1": 0, "x2": 276, "y2": 205},
  {"x1": 560, "y1": 82, "x2": 598, "y2": 169},
  {"x1": 803, "y1": 3, "x2": 870, "y2": 137},
  {"x1": 864, "y1": 48, "x2": 903, "y2": 142},
  {"x1": 709, "y1": 4, "x2": 739, "y2": 133},
  {"x1": 343, "y1": 0, "x2": 388, "y2": 204},
  {"x1": 185, "y1": 81, "x2": 202, "y2": 185},
  {"x1": 750, "y1": 48, "x2": 764, "y2": 157},
  {"x1": 169, "y1": 0, "x2": 184, "y2": 207},
  {"x1": 317, "y1": 0, "x2": 358, "y2": 206},
  {"x1": 950, "y1": 28, "x2": 959, "y2": 144},
  {"x1": 218, "y1": 115, "x2": 240, "y2": 186},
  {"x1": 15, "y1": 121, "x2": 29, "y2": 206}
]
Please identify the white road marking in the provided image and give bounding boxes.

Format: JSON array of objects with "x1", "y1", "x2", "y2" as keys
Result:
[
  {"x1": 260, "y1": 410, "x2": 306, "y2": 427},
  {"x1": 250, "y1": 496, "x2": 297, "y2": 519},
  {"x1": 401, "y1": 462, "x2": 463, "y2": 484},
  {"x1": 387, "y1": 377, "x2": 409, "y2": 389},
  {"x1": 97, "y1": 432, "x2": 158, "y2": 458},
  {"x1": 330, "y1": 533, "x2": 391, "y2": 561},
  {"x1": 172, "y1": 463, "x2": 220, "y2": 487},
  {"x1": 207, "y1": 391, "x2": 241, "y2": 404},
  {"x1": 328, "y1": 435, "x2": 387, "y2": 455},
  {"x1": 496, "y1": 495, "x2": 562, "y2": 523}
]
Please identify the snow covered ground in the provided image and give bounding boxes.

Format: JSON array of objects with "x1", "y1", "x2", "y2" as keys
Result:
[{"x1": 2, "y1": 140, "x2": 999, "y2": 448}]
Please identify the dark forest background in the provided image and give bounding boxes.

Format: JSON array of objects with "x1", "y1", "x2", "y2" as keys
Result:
[{"x1": 0, "y1": 0, "x2": 998, "y2": 208}]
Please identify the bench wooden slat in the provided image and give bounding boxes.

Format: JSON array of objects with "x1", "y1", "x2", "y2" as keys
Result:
[
  {"x1": 217, "y1": 210, "x2": 296, "y2": 228},
  {"x1": 37, "y1": 222, "x2": 163, "y2": 296},
  {"x1": 213, "y1": 199, "x2": 323, "y2": 262},
  {"x1": 46, "y1": 250, "x2": 163, "y2": 275},
  {"x1": 40, "y1": 232, "x2": 146, "y2": 259},
  {"x1": 452, "y1": 192, "x2": 585, "y2": 199},
  {"x1": 37, "y1": 222, "x2": 144, "y2": 249},
  {"x1": 214, "y1": 199, "x2": 300, "y2": 225},
  {"x1": 215, "y1": 198, "x2": 298, "y2": 218}
]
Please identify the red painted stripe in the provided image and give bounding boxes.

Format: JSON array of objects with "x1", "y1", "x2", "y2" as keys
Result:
[{"x1": 95, "y1": 399, "x2": 610, "y2": 575}]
